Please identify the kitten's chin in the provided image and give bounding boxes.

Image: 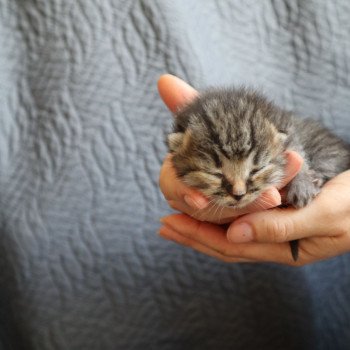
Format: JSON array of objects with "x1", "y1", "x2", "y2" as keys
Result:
[
  {"x1": 227, "y1": 201, "x2": 250, "y2": 209},
  {"x1": 227, "y1": 203, "x2": 238, "y2": 208},
  {"x1": 215, "y1": 199, "x2": 247, "y2": 209}
]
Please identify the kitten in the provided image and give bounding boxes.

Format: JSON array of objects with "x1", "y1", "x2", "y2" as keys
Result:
[{"x1": 167, "y1": 87, "x2": 350, "y2": 261}]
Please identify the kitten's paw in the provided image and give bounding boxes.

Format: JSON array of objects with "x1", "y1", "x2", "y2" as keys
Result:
[{"x1": 286, "y1": 180, "x2": 321, "y2": 208}]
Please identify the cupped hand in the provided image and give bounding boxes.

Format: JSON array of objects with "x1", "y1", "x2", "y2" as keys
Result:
[
  {"x1": 159, "y1": 170, "x2": 350, "y2": 265},
  {"x1": 158, "y1": 74, "x2": 303, "y2": 224}
]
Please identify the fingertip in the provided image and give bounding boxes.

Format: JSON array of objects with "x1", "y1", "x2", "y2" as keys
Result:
[
  {"x1": 157, "y1": 74, "x2": 174, "y2": 96},
  {"x1": 260, "y1": 187, "x2": 281, "y2": 206},
  {"x1": 159, "y1": 217, "x2": 166, "y2": 225},
  {"x1": 158, "y1": 226, "x2": 174, "y2": 241},
  {"x1": 285, "y1": 150, "x2": 303, "y2": 174},
  {"x1": 184, "y1": 194, "x2": 209, "y2": 210},
  {"x1": 160, "y1": 213, "x2": 185, "y2": 228},
  {"x1": 157, "y1": 74, "x2": 198, "y2": 112}
]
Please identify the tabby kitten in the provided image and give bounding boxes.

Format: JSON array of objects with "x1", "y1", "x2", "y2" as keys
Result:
[{"x1": 167, "y1": 87, "x2": 350, "y2": 260}]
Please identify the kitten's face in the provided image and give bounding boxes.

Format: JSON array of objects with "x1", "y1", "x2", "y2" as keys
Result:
[{"x1": 168, "y1": 124, "x2": 287, "y2": 209}]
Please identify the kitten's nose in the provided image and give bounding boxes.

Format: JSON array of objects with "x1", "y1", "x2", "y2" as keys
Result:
[
  {"x1": 232, "y1": 179, "x2": 246, "y2": 201},
  {"x1": 233, "y1": 194, "x2": 244, "y2": 201}
]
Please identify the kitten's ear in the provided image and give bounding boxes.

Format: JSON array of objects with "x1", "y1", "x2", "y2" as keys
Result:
[
  {"x1": 167, "y1": 130, "x2": 193, "y2": 152},
  {"x1": 167, "y1": 132, "x2": 185, "y2": 152}
]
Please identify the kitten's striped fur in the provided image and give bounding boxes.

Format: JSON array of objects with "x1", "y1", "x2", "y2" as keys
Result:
[
  {"x1": 168, "y1": 87, "x2": 350, "y2": 210},
  {"x1": 167, "y1": 87, "x2": 350, "y2": 261}
]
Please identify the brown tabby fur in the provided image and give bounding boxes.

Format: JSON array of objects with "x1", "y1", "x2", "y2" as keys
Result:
[{"x1": 167, "y1": 87, "x2": 350, "y2": 209}]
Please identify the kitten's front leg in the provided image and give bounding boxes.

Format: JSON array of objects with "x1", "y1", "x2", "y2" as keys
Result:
[
  {"x1": 285, "y1": 167, "x2": 324, "y2": 261},
  {"x1": 285, "y1": 167, "x2": 323, "y2": 208}
]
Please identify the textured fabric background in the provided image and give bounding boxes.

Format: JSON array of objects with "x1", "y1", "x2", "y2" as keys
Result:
[{"x1": 1, "y1": 1, "x2": 350, "y2": 349}]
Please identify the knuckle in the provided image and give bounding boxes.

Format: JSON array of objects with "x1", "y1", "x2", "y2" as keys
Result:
[
  {"x1": 317, "y1": 200, "x2": 337, "y2": 223},
  {"x1": 192, "y1": 220, "x2": 203, "y2": 237},
  {"x1": 262, "y1": 217, "x2": 295, "y2": 243},
  {"x1": 231, "y1": 244, "x2": 246, "y2": 257},
  {"x1": 218, "y1": 243, "x2": 244, "y2": 258},
  {"x1": 212, "y1": 242, "x2": 232, "y2": 257},
  {"x1": 318, "y1": 192, "x2": 347, "y2": 221},
  {"x1": 316, "y1": 201, "x2": 349, "y2": 237},
  {"x1": 333, "y1": 225, "x2": 348, "y2": 237},
  {"x1": 219, "y1": 246, "x2": 233, "y2": 257}
]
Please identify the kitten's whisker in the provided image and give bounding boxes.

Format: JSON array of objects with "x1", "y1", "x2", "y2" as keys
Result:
[
  {"x1": 209, "y1": 201, "x2": 221, "y2": 221},
  {"x1": 213, "y1": 201, "x2": 222, "y2": 218},
  {"x1": 197, "y1": 198, "x2": 218, "y2": 221},
  {"x1": 218, "y1": 204, "x2": 226, "y2": 224},
  {"x1": 256, "y1": 197, "x2": 285, "y2": 213},
  {"x1": 254, "y1": 198, "x2": 278, "y2": 211}
]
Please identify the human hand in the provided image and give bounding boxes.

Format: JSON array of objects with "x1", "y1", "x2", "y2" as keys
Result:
[
  {"x1": 160, "y1": 170, "x2": 350, "y2": 265},
  {"x1": 158, "y1": 74, "x2": 303, "y2": 224}
]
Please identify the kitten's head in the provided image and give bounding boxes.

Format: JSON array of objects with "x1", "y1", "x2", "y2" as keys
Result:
[{"x1": 167, "y1": 88, "x2": 288, "y2": 208}]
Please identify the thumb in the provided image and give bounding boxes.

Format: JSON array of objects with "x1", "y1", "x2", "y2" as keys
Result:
[{"x1": 226, "y1": 201, "x2": 333, "y2": 243}]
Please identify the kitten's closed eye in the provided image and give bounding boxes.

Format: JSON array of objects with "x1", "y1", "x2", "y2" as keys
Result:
[
  {"x1": 250, "y1": 167, "x2": 264, "y2": 176},
  {"x1": 250, "y1": 187, "x2": 260, "y2": 192},
  {"x1": 210, "y1": 172, "x2": 224, "y2": 179}
]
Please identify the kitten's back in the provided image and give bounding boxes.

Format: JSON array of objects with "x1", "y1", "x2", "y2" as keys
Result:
[{"x1": 175, "y1": 87, "x2": 350, "y2": 180}]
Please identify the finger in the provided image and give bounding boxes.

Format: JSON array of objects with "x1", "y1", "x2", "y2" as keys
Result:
[
  {"x1": 159, "y1": 225, "x2": 254, "y2": 263},
  {"x1": 160, "y1": 214, "x2": 303, "y2": 264},
  {"x1": 159, "y1": 154, "x2": 209, "y2": 209},
  {"x1": 157, "y1": 74, "x2": 198, "y2": 112},
  {"x1": 161, "y1": 214, "x2": 350, "y2": 265},
  {"x1": 158, "y1": 75, "x2": 206, "y2": 209},
  {"x1": 276, "y1": 150, "x2": 304, "y2": 189},
  {"x1": 227, "y1": 187, "x2": 347, "y2": 244}
]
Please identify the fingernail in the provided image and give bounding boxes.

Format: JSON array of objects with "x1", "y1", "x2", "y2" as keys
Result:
[
  {"x1": 227, "y1": 223, "x2": 254, "y2": 243},
  {"x1": 184, "y1": 195, "x2": 208, "y2": 209}
]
